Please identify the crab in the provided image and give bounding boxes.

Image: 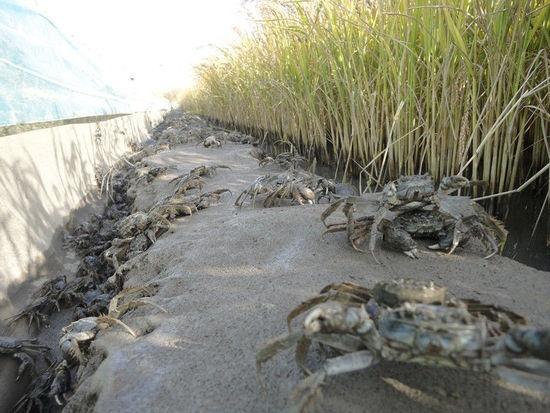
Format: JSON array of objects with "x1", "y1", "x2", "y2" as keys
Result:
[
  {"x1": 195, "y1": 189, "x2": 232, "y2": 210},
  {"x1": 103, "y1": 234, "x2": 153, "y2": 270},
  {"x1": 249, "y1": 147, "x2": 269, "y2": 163},
  {"x1": 32, "y1": 276, "x2": 86, "y2": 305},
  {"x1": 108, "y1": 285, "x2": 167, "y2": 319},
  {"x1": 263, "y1": 174, "x2": 316, "y2": 207},
  {"x1": 258, "y1": 152, "x2": 306, "y2": 169},
  {"x1": 60, "y1": 286, "x2": 166, "y2": 365},
  {"x1": 168, "y1": 164, "x2": 229, "y2": 197},
  {"x1": 49, "y1": 360, "x2": 71, "y2": 405},
  {"x1": 170, "y1": 173, "x2": 205, "y2": 196},
  {"x1": 128, "y1": 143, "x2": 170, "y2": 164},
  {"x1": 236, "y1": 172, "x2": 323, "y2": 208},
  {"x1": 135, "y1": 165, "x2": 175, "y2": 185},
  {"x1": 14, "y1": 359, "x2": 72, "y2": 411},
  {"x1": 322, "y1": 174, "x2": 504, "y2": 260},
  {"x1": 7, "y1": 277, "x2": 87, "y2": 330},
  {"x1": 257, "y1": 279, "x2": 549, "y2": 413},
  {"x1": 59, "y1": 316, "x2": 136, "y2": 364},
  {"x1": 115, "y1": 211, "x2": 171, "y2": 243},
  {"x1": 189, "y1": 164, "x2": 231, "y2": 178},
  {"x1": 14, "y1": 363, "x2": 56, "y2": 412},
  {"x1": 199, "y1": 135, "x2": 223, "y2": 148},
  {"x1": 151, "y1": 196, "x2": 198, "y2": 219},
  {"x1": 73, "y1": 289, "x2": 113, "y2": 319},
  {"x1": 103, "y1": 238, "x2": 134, "y2": 270},
  {"x1": 0, "y1": 336, "x2": 49, "y2": 380},
  {"x1": 390, "y1": 208, "x2": 504, "y2": 257},
  {"x1": 151, "y1": 188, "x2": 231, "y2": 220},
  {"x1": 235, "y1": 175, "x2": 275, "y2": 207},
  {"x1": 312, "y1": 177, "x2": 337, "y2": 203}
]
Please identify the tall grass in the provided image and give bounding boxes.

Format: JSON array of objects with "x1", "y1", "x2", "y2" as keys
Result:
[{"x1": 185, "y1": 0, "x2": 550, "y2": 196}]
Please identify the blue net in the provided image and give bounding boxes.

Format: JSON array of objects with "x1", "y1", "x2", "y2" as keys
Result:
[{"x1": 0, "y1": 0, "x2": 147, "y2": 126}]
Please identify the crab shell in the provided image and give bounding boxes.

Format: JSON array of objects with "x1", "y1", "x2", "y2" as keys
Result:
[
  {"x1": 394, "y1": 174, "x2": 435, "y2": 202},
  {"x1": 116, "y1": 212, "x2": 150, "y2": 237},
  {"x1": 394, "y1": 210, "x2": 448, "y2": 237},
  {"x1": 60, "y1": 317, "x2": 100, "y2": 343},
  {"x1": 372, "y1": 279, "x2": 447, "y2": 307},
  {"x1": 378, "y1": 303, "x2": 487, "y2": 358}
]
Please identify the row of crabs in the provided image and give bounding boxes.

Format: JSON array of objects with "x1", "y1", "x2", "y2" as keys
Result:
[
  {"x1": 234, "y1": 143, "x2": 548, "y2": 411},
  {"x1": 2, "y1": 139, "x2": 233, "y2": 411},
  {"x1": 235, "y1": 149, "x2": 354, "y2": 208},
  {"x1": 237, "y1": 146, "x2": 506, "y2": 261},
  {"x1": 1, "y1": 117, "x2": 529, "y2": 411},
  {"x1": 131, "y1": 119, "x2": 548, "y2": 412}
]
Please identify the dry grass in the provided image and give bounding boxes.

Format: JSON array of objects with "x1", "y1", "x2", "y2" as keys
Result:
[{"x1": 184, "y1": 0, "x2": 550, "y2": 196}]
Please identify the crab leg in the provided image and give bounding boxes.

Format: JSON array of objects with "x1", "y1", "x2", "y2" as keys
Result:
[
  {"x1": 13, "y1": 352, "x2": 34, "y2": 380},
  {"x1": 288, "y1": 351, "x2": 377, "y2": 413},
  {"x1": 447, "y1": 218, "x2": 466, "y2": 256},
  {"x1": 256, "y1": 332, "x2": 304, "y2": 373},
  {"x1": 479, "y1": 226, "x2": 499, "y2": 259},
  {"x1": 495, "y1": 365, "x2": 550, "y2": 394},
  {"x1": 368, "y1": 207, "x2": 388, "y2": 264},
  {"x1": 319, "y1": 282, "x2": 373, "y2": 300}
]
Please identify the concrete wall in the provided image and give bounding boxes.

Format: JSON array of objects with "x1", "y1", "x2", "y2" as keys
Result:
[{"x1": 0, "y1": 111, "x2": 164, "y2": 305}]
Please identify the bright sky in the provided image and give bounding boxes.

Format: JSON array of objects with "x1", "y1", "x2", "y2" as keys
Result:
[{"x1": 28, "y1": 0, "x2": 253, "y2": 96}]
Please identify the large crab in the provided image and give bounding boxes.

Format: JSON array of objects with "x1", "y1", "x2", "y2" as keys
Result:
[
  {"x1": 322, "y1": 174, "x2": 504, "y2": 260},
  {"x1": 0, "y1": 336, "x2": 49, "y2": 380},
  {"x1": 257, "y1": 279, "x2": 550, "y2": 412}
]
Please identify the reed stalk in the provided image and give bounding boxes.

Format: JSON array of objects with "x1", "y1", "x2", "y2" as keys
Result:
[{"x1": 185, "y1": 0, "x2": 550, "y2": 195}]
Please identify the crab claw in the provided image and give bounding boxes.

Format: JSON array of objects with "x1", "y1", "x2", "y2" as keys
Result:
[
  {"x1": 404, "y1": 248, "x2": 420, "y2": 259},
  {"x1": 13, "y1": 353, "x2": 34, "y2": 381},
  {"x1": 304, "y1": 302, "x2": 374, "y2": 336}
]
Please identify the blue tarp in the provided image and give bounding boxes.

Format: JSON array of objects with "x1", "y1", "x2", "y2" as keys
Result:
[{"x1": 0, "y1": 0, "x2": 147, "y2": 126}]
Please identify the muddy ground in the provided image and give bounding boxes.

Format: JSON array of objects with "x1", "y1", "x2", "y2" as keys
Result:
[{"x1": 4, "y1": 112, "x2": 550, "y2": 412}]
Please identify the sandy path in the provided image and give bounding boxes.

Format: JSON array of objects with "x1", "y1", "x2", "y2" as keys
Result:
[{"x1": 65, "y1": 140, "x2": 550, "y2": 413}]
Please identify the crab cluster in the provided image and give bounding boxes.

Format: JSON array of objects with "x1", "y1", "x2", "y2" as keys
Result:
[
  {"x1": 154, "y1": 111, "x2": 255, "y2": 147},
  {"x1": 251, "y1": 150, "x2": 306, "y2": 170},
  {"x1": 322, "y1": 174, "x2": 507, "y2": 260},
  {"x1": 6, "y1": 144, "x2": 175, "y2": 410},
  {"x1": 236, "y1": 169, "x2": 340, "y2": 208},
  {"x1": 7, "y1": 277, "x2": 88, "y2": 331},
  {"x1": 258, "y1": 279, "x2": 550, "y2": 413}
]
